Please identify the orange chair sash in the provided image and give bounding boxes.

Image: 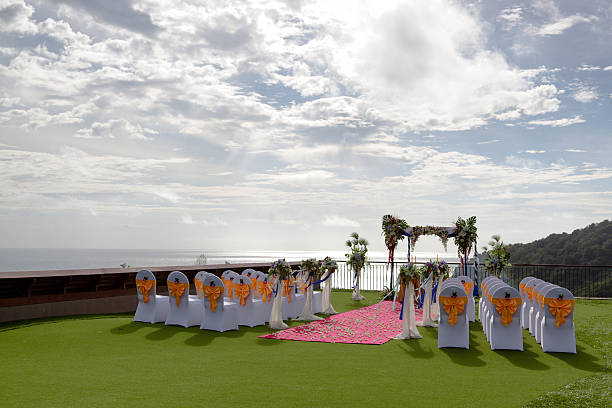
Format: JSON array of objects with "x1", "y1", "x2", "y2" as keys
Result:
[
  {"x1": 204, "y1": 285, "x2": 224, "y2": 312},
  {"x1": 491, "y1": 297, "x2": 522, "y2": 326},
  {"x1": 543, "y1": 298, "x2": 574, "y2": 327},
  {"x1": 462, "y1": 282, "x2": 474, "y2": 296},
  {"x1": 250, "y1": 279, "x2": 258, "y2": 296},
  {"x1": 439, "y1": 296, "x2": 467, "y2": 326},
  {"x1": 234, "y1": 283, "x2": 250, "y2": 306},
  {"x1": 282, "y1": 280, "x2": 292, "y2": 302},
  {"x1": 194, "y1": 278, "x2": 204, "y2": 299},
  {"x1": 136, "y1": 279, "x2": 155, "y2": 303},
  {"x1": 519, "y1": 283, "x2": 526, "y2": 295},
  {"x1": 258, "y1": 281, "x2": 272, "y2": 303},
  {"x1": 167, "y1": 281, "x2": 189, "y2": 307},
  {"x1": 222, "y1": 278, "x2": 234, "y2": 298},
  {"x1": 526, "y1": 287, "x2": 534, "y2": 301},
  {"x1": 537, "y1": 292, "x2": 546, "y2": 307}
]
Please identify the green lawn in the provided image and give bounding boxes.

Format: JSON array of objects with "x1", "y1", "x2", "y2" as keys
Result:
[{"x1": 0, "y1": 292, "x2": 609, "y2": 408}]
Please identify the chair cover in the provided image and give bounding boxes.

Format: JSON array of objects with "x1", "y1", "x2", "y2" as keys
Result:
[
  {"x1": 438, "y1": 284, "x2": 469, "y2": 349},
  {"x1": 489, "y1": 286, "x2": 523, "y2": 351},
  {"x1": 479, "y1": 276, "x2": 497, "y2": 322},
  {"x1": 458, "y1": 275, "x2": 476, "y2": 322},
  {"x1": 530, "y1": 281, "x2": 551, "y2": 338},
  {"x1": 485, "y1": 280, "x2": 506, "y2": 341},
  {"x1": 320, "y1": 270, "x2": 337, "y2": 315},
  {"x1": 540, "y1": 286, "x2": 576, "y2": 353},
  {"x1": 418, "y1": 275, "x2": 437, "y2": 327},
  {"x1": 269, "y1": 278, "x2": 289, "y2": 329},
  {"x1": 534, "y1": 283, "x2": 557, "y2": 343},
  {"x1": 165, "y1": 271, "x2": 202, "y2": 328},
  {"x1": 257, "y1": 273, "x2": 274, "y2": 321},
  {"x1": 221, "y1": 270, "x2": 236, "y2": 301},
  {"x1": 518, "y1": 277, "x2": 536, "y2": 328},
  {"x1": 394, "y1": 280, "x2": 422, "y2": 339},
  {"x1": 134, "y1": 269, "x2": 169, "y2": 323},
  {"x1": 200, "y1": 274, "x2": 238, "y2": 332},
  {"x1": 242, "y1": 269, "x2": 260, "y2": 299},
  {"x1": 231, "y1": 274, "x2": 266, "y2": 327},
  {"x1": 525, "y1": 279, "x2": 543, "y2": 333},
  {"x1": 194, "y1": 271, "x2": 212, "y2": 300}
]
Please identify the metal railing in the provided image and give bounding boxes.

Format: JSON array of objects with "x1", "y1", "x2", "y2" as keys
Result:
[{"x1": 331, "y1": 261, "x2": 612, "y2": 298}]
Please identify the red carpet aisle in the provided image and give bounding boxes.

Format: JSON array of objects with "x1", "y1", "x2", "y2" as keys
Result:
[{"x1": 260, "y1": 301, "x2": 423, "y2": 345}]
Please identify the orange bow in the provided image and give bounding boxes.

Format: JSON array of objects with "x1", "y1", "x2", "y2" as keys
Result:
[
  {"x1": 233, "y1": 283, "x2": 251, "y2": 306},
  {"x1": 439, "y1": 296, "x2": 468, "y2": 326},
  {"x1": 526, "y1": 287, "x2": 534, "y2": 301},
  {"x1": 543, "y1": 298, "x2": 574, "y2": 327},
  {"x1": 491, "y1": 297, "x2": 522, "y2": 326},
  {"x1": 136, "y1": 279, "x2": 155, "y2": 303},
  {"x1": 519, "y1": 283, "x2": 526, "y2": 295},
  {"x1": 194, "y1": 278, "x2": 204, "y2": 299},
  {"x1": 204, "y1": 285, "x2": 224, "y2": 312},
  {"x1": 222, "y1": 278, "x2": 234, "y2": 299},
  {"x1": 282, "y1": 280, "x2": 292, "y2": 302},
  {"x1": 258, "y1": 281, "x2": 272, "y2": 303},
  {"x1": 462, "y1": 282, "x2": 474, "y2": 296},
  {"x1": 167, "y1": 281, "x2": 189, "y2": 307}
]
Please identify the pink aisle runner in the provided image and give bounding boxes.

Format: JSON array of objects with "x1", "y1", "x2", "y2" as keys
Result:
[{"x1": 259, "y1": 300, "x2": 423, "y2": 345}]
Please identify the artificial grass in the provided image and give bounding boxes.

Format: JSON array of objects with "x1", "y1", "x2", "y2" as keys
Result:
[{"x1": 0, "y1": 292, "x2": 608, "y2": 408}]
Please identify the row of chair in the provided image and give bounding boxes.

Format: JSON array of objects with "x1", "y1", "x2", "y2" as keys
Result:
[
  {"x1": 480, "y1": 277, "x2": 523, "y2": 351},
  {"x1": 134, "y1": 269, "x2": 322, "y2": 331},
  {"x1": 518, "y1": 277, "x2": 576, "y2": 353}
]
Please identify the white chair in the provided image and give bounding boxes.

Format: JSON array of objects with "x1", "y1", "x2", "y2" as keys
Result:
[
  {"x1": 200, "y1": 274, "x2": 238, "y2": 332},
  {"x1": 194, "y1": 271, "x2": 212, "y2": 300},
  {"x1": 489, "y1": 286, "x2": 523, "y2": 351},
  {"x1": 458, "y1": 275, "x2": 476, "y2": 322},
  {"x1": 230, "y1": 273, "x2": 266, "y2": 327},
  {"x1": 530, "y1": 281, "x2": 551, "y2": 338},
  {"x1": 479, "y1": 276, "x2": 497, "y2": 323},
  {"x1": 221, "y1": 270, "x2": 236, "y2": 303},
  {"x1": 438, "y1": 284, "x2": 469, "y2": 349},
  {"x1": 518, "y1": 277, "x2": 536, "y2": 328},
  {"x1": 484, "y1": 280, "x2": 505, "y2": 341},
  {"x1": 242, "y1": 269, "x2": 260, "y2": 299},
  {"x1": 525, "y1": 279, "x2": 543, "y2": 334},
  {"x1": 134, "y1": 269, "x2": 169, "y2": 323},
  {"x1": 540, "y1": 286, "x2": 576, "y2": 353},
  {"x1": 257, "y1": 273, "x2": 274, "y2": 322},
  {"x1": 535, "y1": 283, "x2": 557, "y2": 344},
  {"x1": 164, "y1": 271, "x2": 202, "y2": 328}
]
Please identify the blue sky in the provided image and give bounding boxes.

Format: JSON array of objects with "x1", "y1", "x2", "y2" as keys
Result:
[{"x1": 0, "y1": 0, "x2": 610, "y2": 253}]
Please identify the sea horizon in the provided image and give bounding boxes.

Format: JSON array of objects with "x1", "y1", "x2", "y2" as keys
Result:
[{"x1": 0, "y1": 247, "x2": 461, "y2": 273}]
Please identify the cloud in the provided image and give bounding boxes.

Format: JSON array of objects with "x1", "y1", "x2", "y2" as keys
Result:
[
  {"x1": 75, "y1": 119, "x2": 154, "y2": 140},
  {"x1": 0, "y1": 0, "x2": 37, "y2": 34},
  {"x1": 322, "y1": 215, "x2": 360, "y2": 227},
  {"x1": 577, "y1": 65, "x2": 601, "y2": 71},
  {"x1": 476, "y1": 140, "x2": 500, "y2": 145},
  {"x1": 537, "y1": 15, "x2": 596, "y2": 36},
  {"x1": 573, "y1": 88, "x2": 598, "y2": 103},
  {"x1": 566, "y1": 149, "x2": 587, "y2": 153},
  {"x1": 523, "y1": 150, "x2": 546, "y2": 154},
  {"x1": 497, "y1": 7, "x2": 523, "y2": 30},
  {"x1": 603, "y1": 66, "x2": 612, "y2": 71},
  {"x1": 527, "y1": 115, "x2": 586, "y2": 127}
]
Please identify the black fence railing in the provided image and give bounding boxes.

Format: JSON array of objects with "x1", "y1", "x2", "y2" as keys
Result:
[{"x1": 331, "y1": 261, "x2": 612, "y2": 298}]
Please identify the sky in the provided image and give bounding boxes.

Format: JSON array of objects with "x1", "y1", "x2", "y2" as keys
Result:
[{"x1": 0, "y1": 0, "x2": 611, "y2": 254}]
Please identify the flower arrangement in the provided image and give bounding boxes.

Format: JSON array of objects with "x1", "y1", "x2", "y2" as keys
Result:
[
  {"x1": 345, "y1": 232, "x2": 369, "y2": 274},
  {"x1": 300, "y1": 258, "x2": 322, "y2": 280},
  {"x1": 268, "y1": 258, "x2": 293, "y2": 280},
  {"x1": 399, "y1": 263, "x2": 419, "y2": 283},
  {"x1": 408, "y1": 225, "x2": 450, "y2": 251},
  {"x1": 454, "y1": 216, "x2": 478, "y2": 270},
  {"x1": 321, "y1": 256, "x2": 338, "y2": 274},
  {"x1": 422, "y1": 259, "x2": 438, "y2": 279},
  {"x1": 481, "y1": 235, "x2": 511, "y2": 278},
  {"x1": 381, "y1": 215, "x2": 408, "y2": 263},
  {"x1": 437, "y1": 260, "x2": 449, "y2": 277}
]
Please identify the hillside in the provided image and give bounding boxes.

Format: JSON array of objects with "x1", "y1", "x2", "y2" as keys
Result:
[{"x1": 508, "y1": 220, "x2": 612, "y2": 265}]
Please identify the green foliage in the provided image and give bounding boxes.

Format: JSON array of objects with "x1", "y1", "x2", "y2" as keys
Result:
[
  {"x1": 345, "y1": 232, "x2": 369, "y2": 274},
  {"x1": 379, "y1": 285, "x2": 395, "y2": 300},
  {"x1": 454, "y1": 216, "x2": 478, "y2": 263},
  {"x1": 398, "y1": 263, "x2": 419, "y2": 282},
  {"x1": 508, "y1": 219, "x2": 612, "y2": 265},
  {"x1": 381, "y1": 215, "x2": 408, "y2": 251},
  {"x1": 300, "y1": 258, "x2": 322, "y2": 279},
  {"x1": 481, "y1": 234, "x2": 512, "y2": 278}
]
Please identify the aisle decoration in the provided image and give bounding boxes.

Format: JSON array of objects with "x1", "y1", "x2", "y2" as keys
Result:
[
  {"x1": 454, "y1": 216, "x2": 478, "y2": 275},
  {"x1": 320, "y1": 256, "x2": 338, "y2": 315},
  {"x1": 345, "y1": 232, "x2": 369, "y2": 301},
  {"x1": 382, "y1": 215, "x2": 408, "y2": 288},
  {"x1": 268, "y1": 259, "x2": 293, "y2": 329},
  {"x1": 297, "y1": 258, "x2": 324, "y2": 321},
  {"x1": 394, "y1": 263, "x2": 422, "y2": 339},
  {"x1": 418, "y1": 260, "x2": 438, "y2": 327},
  {"x1": 431, "y1": 260, "x2": 449, "y2": 321},
  {"x1": 481, "y1": 234, "x2": 512, "y2": 278},
  {"x1": 261, "y1": 301, "x2": 423, "y2": 345},
  {"x1": 408, "y1": 225, "x2": 451, "y2": 252}
]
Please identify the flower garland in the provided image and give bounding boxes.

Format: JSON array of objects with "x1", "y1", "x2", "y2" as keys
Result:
[
  {"x1": 408, "y1": 225, "x2": 450, "y2": 251},
  {"x1": 381, "y1": 215, "x2": 408, "y2": 264},
  {"x1": 268, "y1": 258, "x2": 293, "y2": 280}
]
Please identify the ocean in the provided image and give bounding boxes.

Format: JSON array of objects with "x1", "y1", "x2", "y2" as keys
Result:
[{"x1": 0, "y1": 248, "x2": 460, "y2": 273}]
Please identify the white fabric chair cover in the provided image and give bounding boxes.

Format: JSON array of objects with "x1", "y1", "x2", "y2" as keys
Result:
[
  {"x1": 134, "y1": 269, "x2": 169, "y2": 323},
  {"x1": 518, "y1": 277, "x2": 536, "y2": 328},
  {"x1": 200, "y1": 274, "x2": 238, "y2": 332},
  {"x1": 418, "y1": 275, "x2": 437, "y2": 327},
  {"x1": 242, "y1": 269, "x2": 260, "y2": 299},
  {"x1": 540, "y1": 286, "x2": 576, "y2": 353},
  {"x1": 535, "y1": 283, "x2": 557, "y2": 343},
  {"x1": 394, "y1": 280, "x2": 422, "y2": 339},
  {"x1": 437, "y1": 284, "x2": 469, "y2": 349},
  {"x1": 479, "y1": 276, "x2": 497, "y2": 322},
  {"x1": 230, "y1": 274, "x2": 266, "y2": 327},
  {"x1": 321, "y1": 270, "x2": 337, "y2": 315},
  {"x1": 526, "y1": 279, "x2": 543, "y2": 334},
  {"x1": 194, "y1": 271, "x2": 212, "y2": 300},
  {"x1": 269, "y1": 278, "x2": 289, "y2": 329},
  {"x1": 530, "y1": 281, "x2": 551, "y2": 338},
  {"x1": 489, "y1": 286, "x2": 523, "y2": 351},
  {"x1": 485, "y1": 281, "x2": 506, "y2": 341},
  {"x1": 257, "y1": 273, "x2": 274, "y2": 322},
  {"x1": 458, "y1": 275, "x2": 476, "y2": 322},
  {"x1": 164, "y1": 271, "x2": 202, "y2": 328}
]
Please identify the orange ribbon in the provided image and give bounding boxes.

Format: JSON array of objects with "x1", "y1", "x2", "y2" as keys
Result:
[
  {"x1": 462, "y1": 282, "x2": 474, "y2": 296},
  {"x1": 222, "y1": 278, "x2": 234, "y2": 298},
  {"x1": 282, "y1": 280, "x2": 292, "y2": 302},
  {"x1": 251, "y1": 279, "x2": 258, "y2": 296},
  {"x1": 258, "y1": 281, "x2": 272, "y2": 303},
  {"x1": 167, "y1": 281, "x2": 189, "y2": 307},
  {"x1": 233, "y1": 283, "x2": 251, "y2": 306},
  {"x1": 543, "y1": 298, "x2": 575, "y2": 327},
  {"x1": 526, "y1": 287, "x2": 534, "y2": 301},
  {"x1": 519, "y1": 283, "x2": 526, "y2": 295},
  {"x1": 439, "y1": 296, "x2": 468, "y2": 326},
  {"x1": 194, "y1": 278, "x2": 204, "y2": 299},
  {"x1": 136, "y1": 279, "x2": 155, "y2": 303},
  {"x1": 537, "y1": 292, "x2": 546, "y2": 307},
  {"x1": 204, "y1": 285, "x2": 224, "y2": 312},
  {"x1": 491, "y1": 297, "x2": 522, "y2": 326}
]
